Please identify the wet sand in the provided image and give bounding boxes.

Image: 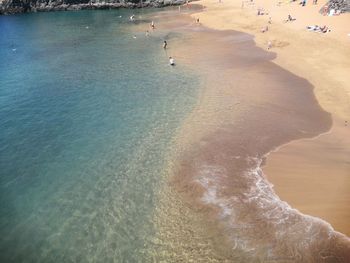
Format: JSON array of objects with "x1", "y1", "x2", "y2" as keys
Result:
[
  {"x1": 191, "y1": 0, "x2": 350, "y2": 239},
  {"x1": 264, "y1": 118, "x2": 350, "y2": 236},
  {"x1": 144, "y1": 5, "x2": 350, "y2": 261}
]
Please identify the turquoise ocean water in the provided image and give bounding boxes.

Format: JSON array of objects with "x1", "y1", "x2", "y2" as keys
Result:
[{"x1": 0, "y1": 9, "x2": 199, "y2": 262}]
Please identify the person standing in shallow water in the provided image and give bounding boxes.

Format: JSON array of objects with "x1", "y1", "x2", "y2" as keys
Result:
[
  {"x1": 169, "y1": 57, "x2": 175, "y2": 66},
  {"x1": 163, "y1": 41, "x2": 168, "y2": 49}
]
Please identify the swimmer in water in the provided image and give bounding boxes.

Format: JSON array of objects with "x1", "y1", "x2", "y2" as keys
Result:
[{"x1": 169, "y1": 57, "x2": 175, "y2": 66}]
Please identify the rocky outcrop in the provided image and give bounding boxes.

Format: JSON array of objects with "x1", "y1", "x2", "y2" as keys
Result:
[
  {"x1": 327, "y1": 0, "x2": 350, "y2": 12},
  {"x1": 321, "y1": 0, "x2": 350, "y2": 14},
  {"x1": 0, "y1": 0, "x2": 187, "y2": 15}
]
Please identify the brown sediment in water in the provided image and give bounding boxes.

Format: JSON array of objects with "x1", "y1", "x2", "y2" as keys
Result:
[{"x1": 147, "y1": 6, "x2": 350, "y2": 262}]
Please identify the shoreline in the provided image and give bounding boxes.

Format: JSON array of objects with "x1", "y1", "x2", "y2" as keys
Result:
[
  {"x1": 191, "y1": 0, "x2": 350, "y2": 237},
  {"x1": 263, "y1": 117, "x2": 350, "y2": 236},
  {"x1": 1, "y1": 3, "x2": 349, "y2": 260},
  {"x1": 148, "y1": 4, "x2": 350, "y2": 261}
]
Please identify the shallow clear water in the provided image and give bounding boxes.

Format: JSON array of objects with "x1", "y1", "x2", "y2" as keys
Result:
[{"x1": 0, "y1": 9, "x2": 199, "y2": 262}]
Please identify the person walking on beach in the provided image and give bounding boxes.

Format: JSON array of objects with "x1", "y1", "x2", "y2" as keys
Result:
[
  {"x1": 261, "y1": 25, "x2": 268, "y2": 33},
  {"x1": 323, "y1": 5, "x2": 328, "y2": 15},
  {"x1": 163, "y1": 40, "x2": 168, "y2": 49},
  {"x1": 151, "y1": 21, "x2": 155, "y2": 29},
  {"x1": 267, "y1": 41, "x2": 272, "y2": 50}
]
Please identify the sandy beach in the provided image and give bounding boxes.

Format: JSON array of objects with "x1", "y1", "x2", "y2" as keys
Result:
[
  {"x1": 144, "y1": 2, "x2": 350, "y2": 260},
  {"x1": 2, "y1": 1, "x2": 348, "y2": 261},
  {"x1": 189, "y1": 0, "x2": 350, "y2": 236}
]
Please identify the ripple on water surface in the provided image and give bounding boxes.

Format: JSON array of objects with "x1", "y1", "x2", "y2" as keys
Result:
[{"x1": 0, "y1": 9, "x2": 200, "y2": 262}]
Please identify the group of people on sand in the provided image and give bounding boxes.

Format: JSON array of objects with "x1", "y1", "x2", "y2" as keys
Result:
[
  {"x1": 257, "y1": 8, "x2": 268, "y2": 16},
  {"x1": 253, "y1": 1, "x2": 334, "y2": 49},
  {"x1": 242, "y1": 0, "x2": 342, "y2": 48},
  {"x1": 307, "y1": 25, "x2": 330, "y2": 33},
  {"x1": 282, "y1": 11, "x2": 330, "y2": 34}
]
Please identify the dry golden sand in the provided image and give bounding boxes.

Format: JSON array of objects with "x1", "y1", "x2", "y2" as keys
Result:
[
  {"x1": 191, "y1": 0, "x2": 350, "y2": 236},
  {"x1": 264, "y1": 118, "x2": 350, "y2": 236}
]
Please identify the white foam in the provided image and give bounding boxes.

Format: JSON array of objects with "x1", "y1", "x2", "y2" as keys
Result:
[
  {"x1": 196, "y1": 165, "x2": 234, "y2": 218},
  {"x1": 192, "y1": 157, "x2": 345, "y2": 259}
]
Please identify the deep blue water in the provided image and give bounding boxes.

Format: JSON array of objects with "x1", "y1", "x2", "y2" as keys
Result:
[{"x1": 0, "y1": 9, "x2": 199, "y2": 262}]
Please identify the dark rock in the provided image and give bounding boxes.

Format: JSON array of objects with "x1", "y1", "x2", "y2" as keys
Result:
[
  {"x1": 0, "y1": 0, "x2": 188, "y2": 15},
  {"x1": 321, "y1": 0, "x2": 350, "y2": 14}
]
